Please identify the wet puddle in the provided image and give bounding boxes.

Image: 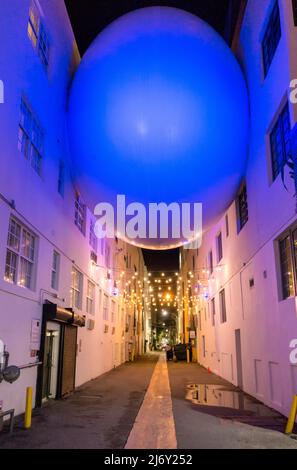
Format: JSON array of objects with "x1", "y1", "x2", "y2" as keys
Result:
[{"x1": 186, "y1": 384, "x2": 287, "y2": 432}]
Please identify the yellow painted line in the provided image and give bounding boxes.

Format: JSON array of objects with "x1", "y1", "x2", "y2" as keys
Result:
[{"x1": 125, "y1": 354, "x2": 177, "y2": 449}]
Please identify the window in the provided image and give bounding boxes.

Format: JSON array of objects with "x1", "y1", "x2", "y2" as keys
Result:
[
  {"x1": 237, "y1": 184, "x2": 248, "y2": 231},
  {"x1": 18, "y1": 98, "x2": 43, "y2": 175},
  {"x1": 58, "y1": 160, "x2": 65, "y2": 196},
  {"x1": 202, "y1": 336, "x2": 206, "y2": 358},
  {"x1": 74, "y1": 194, "x2": 86, "y2": 235},
  {"x1": 225, "y1": 214, "x2": 229, "y2": 238},
  {"x1": 211, "y1": 298, "x2": 216, "y2": 326},
  {"x1": 262, "y1": 1, "x2": 281, "y2": 77},
  {"x1": 103, "y1": 294, "x2": 109, "y2": 321},
  {"x1": 293, "y1": 0, "x2": 297, "y2": 26},
  {"x1": 111, "y1": 300, "x2": 116, "y2": 323},
  {"x1": 71, "y1": 268, "x2": 83, "y2": 309},
  {"x1": 208, "y1": 250, "x2": 213, "y2": 275},
  {"x1": 27, "y1": 1, "x2": 50, "y2": 68},
  {"x1": 279, "y1": 233, "x2": 295, "y2": 299},
  {"x1": 270, "y1": 102, "x2": 291, "y2": 181},
  {"x1": 51, "y1": 250, "x2": 60, "y2": 290},
  {"x1": 4, "y1": 217, "x2": 36, "y2": 289},
  {"x1": 89, "y1": 219, "x2": 98, "y2": 251},
  {"x1": 86, "y1": 280, "x2": 95, "y2": 315},
  {"x1": 220, "y1": 289, "x2": 227, "y2": 323},
  {"x1": 216, "y1": 232, "x2": 223, "y2": 263}
]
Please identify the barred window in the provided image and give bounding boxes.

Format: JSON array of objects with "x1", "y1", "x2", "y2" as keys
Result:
[
  {"x1": 270, "y1": 102, "x2": 291, "y2": 181},
  {"x1": 4, "y1": 217, "x2": 36, "y2": 289},
  {"x1": 28, "y1": 1, "x2": 50, "y2": 68},
  {"x1": 18, "y1": 98, "x2": 43, "y2": 175},
  {"x1": 262, "y1": 1, "x2": 281, "y2": 77}
]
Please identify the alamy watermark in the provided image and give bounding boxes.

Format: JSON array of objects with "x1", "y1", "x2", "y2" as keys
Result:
[
  {"x1": 93, "y1": 195, "x2": 202, "y2": 249},
  {"x1": 290, "y1": 339, "x2": 297, "y2": 365}
]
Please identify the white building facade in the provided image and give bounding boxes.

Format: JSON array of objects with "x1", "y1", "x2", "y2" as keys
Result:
[
  {"x1": 0, "y1": 0, "x2": 147, "y2": 417},
  {"x1": 180, "y1": 0, "x2": 297, "y2": 419}
]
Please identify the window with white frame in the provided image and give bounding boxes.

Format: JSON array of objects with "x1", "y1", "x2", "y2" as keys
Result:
[
  {"x1": 74, "y1": 194, "x2": 86, "y2": 235},
  {"x1": 27, "y1": 0, "x2": 50, "y2": 68},
  {"x1": 103, "y1": 294, "x2": 109, "y2": 321},
  {"x1": 51, "y1": 250, "x2": 60, "y2": 290},
  {"x1": 71, "y1": 267, "x2": 83, "y2": 309},
  {"x1": 89, "y1": 219, "x2": 97, "y2": 251},
  {"x1": 18, "y1": 98, "x2": 44, "y2": 175},
  {"x1": 4, "y1": 217, "x2": 36, "y2": 289},
  {"x1": 86, "y1": 280, "x2": 95, "y2": 315}
]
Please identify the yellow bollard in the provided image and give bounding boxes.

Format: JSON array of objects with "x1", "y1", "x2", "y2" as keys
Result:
[
  {"x1": 186, "y1": 348, "x2": 190, "y2": 364},
  {"x1": 24, "y1": 386, "x2": 33, "y2": 429},
  {"x1": 285, "y1": 395, "x2": 297, "y2": 435}
]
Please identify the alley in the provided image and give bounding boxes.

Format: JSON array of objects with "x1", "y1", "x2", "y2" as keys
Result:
[{"x1": 1, "y1": 354, "x2": 296, "y2": 450}]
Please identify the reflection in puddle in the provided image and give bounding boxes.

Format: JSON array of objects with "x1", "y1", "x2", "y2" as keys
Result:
[{"x1": 186, "y1": 384, "x2": 287, "y2": 431}]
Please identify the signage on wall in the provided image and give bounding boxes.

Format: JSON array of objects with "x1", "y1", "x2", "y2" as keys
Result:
[{"x1": 30, "y1": 319, "x2": 41, "y2": 357}]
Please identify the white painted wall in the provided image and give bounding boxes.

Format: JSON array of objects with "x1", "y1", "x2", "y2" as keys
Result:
[
  {"x1": 0, "y1": 0, "x2": 146, "y2": 416},
  {"x1": 181, "y1": 0, "x2": 297, "y2": 418}
]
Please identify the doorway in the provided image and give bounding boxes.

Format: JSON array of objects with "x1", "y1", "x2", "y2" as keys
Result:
[
  {"x1": 42, "y1": 321, "x2": 60, "y2": 401},
  {"x1": 235, "y1": 329, "x2": 243, "y2": 389}
]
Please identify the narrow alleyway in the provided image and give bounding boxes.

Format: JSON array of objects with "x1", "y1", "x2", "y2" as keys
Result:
[{"x1": 0, "y1": 354, "x2": 296, "y2": 450}]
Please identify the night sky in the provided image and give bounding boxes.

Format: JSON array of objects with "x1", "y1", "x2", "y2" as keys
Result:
[
  {"x1": 65, "y1": 0, "x2": 241, "y2": 55},
  {"x1": 64, "y1": 0, "x2": 241, "y2": 271}
]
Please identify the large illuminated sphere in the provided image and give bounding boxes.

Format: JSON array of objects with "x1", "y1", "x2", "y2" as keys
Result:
[{"x1": 68, "y1": 7, "x2": 249, "y2": 249}]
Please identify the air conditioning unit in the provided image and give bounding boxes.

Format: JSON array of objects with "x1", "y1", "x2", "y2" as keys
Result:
[{"x1": 87, "y1": 319, "x2": 95, "y2": 330}]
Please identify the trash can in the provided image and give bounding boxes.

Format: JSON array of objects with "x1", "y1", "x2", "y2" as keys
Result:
[{"x1": 174, "y1": 344, "x2": 187, "y2": 361}]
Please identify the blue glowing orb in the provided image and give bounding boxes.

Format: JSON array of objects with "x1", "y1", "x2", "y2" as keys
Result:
[{"x1": 68, "y1": 7, "x2": 249, "y2": 249}]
